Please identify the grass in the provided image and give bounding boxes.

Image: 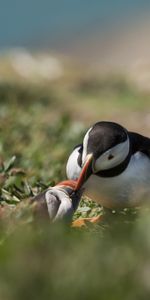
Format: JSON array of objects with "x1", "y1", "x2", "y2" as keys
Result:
[{"x1": 0, "y1": 77, "x2": 150, "y2": 300}]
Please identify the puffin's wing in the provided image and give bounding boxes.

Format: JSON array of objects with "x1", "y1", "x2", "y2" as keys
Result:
[
  {"x1": 66, "y1": 144, "x2": 83, "y2": 180},
  {"x1": 129, "y1": 132, "x2": 150, "y2": 157}
]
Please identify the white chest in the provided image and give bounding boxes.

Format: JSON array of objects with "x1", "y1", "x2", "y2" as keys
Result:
[{"x1": 84, "y1": 152, "x2": 150, "y2": 208}]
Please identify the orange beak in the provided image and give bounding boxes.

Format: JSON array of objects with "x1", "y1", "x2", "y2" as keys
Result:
[
  {"x1": 56, "y1": 180, "x2": 78, "y2": 190},
  {"x1": 75, "y1": 153, "x2": 93, "y2": 191},
  {"x1": 56, "y1": 153, "x2": 93, "y2": 192}
]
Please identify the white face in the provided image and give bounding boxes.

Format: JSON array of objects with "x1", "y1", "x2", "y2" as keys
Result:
[
  {"x1": 82, "y1": 127, "x2": 92, "y2": 164},
  {"x1": 93, "y1": 138, "x2": 130, "y2": 172},
  {"x1": 66, "y1": 146, "x2": 82, "y2": 180},
  {"x1": 82, "y1": 127, "x2": 130, "y2": 171}
]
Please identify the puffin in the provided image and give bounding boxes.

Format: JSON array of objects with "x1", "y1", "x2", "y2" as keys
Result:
[
  {"x1": 0, "y1": 177, "x2": 87, "y2": 227},
  {"x1": 66, "y1": 121, "x2": 150, "y2": 209},
  {"x1": 30, "y1": 158, "x2": 93, "y2": 223},
  {"x1": 30, "y1": 180, "x2": 83, "y2": 222}
]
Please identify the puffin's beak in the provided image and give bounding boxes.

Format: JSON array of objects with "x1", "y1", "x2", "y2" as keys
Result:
[
  {"x1": 75, "y1": 153, "x2": 93, "y2": 191},
  {"x1": 56, "y1": 154, "x2": 93, "y2": 193},
  {"x1": 56, "y1": 180, "x2": 77, "y2": 190}
]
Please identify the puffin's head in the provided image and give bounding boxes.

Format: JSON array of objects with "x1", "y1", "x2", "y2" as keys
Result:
[
  {"x1": 31, "y1": 178, "x2": 85, "y2": 222},
  {"x1": 80, "y1": 121, "x2": 130, "y2": 182},
  {"x1": 55, "y1": 178, "x2": 84, "y2": 211}
]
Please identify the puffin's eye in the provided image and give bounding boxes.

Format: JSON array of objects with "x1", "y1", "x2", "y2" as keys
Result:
[{"x1": 108, "y1": 154, "x2": 114, "y2": 160}]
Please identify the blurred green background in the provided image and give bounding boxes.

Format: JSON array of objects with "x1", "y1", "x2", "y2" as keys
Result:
[{"x1": 0, "y1": 1, "x2": 150, "y2": 299}]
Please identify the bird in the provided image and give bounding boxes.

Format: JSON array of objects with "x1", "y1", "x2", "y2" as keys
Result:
[
  {"x1": 66, "y1": 121, "x2": 150, "y2": 209},
  {"x1": 0, "y1": 177, "x2": 85, "y2": 227},
  {"x1": 30, "y1": 178, "x2": 84, "y2": 223}
]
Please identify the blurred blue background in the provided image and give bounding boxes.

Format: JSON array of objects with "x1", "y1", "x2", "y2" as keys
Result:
[{"x1": 1, "y1": 0, "x2": 150, "y2": 63}]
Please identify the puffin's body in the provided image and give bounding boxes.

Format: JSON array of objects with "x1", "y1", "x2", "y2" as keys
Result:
[
  {"x1": 66, "y1": 121, "x2": 150, "y2": 208},
  {"x1": 84, "y1": 152, "x2": 150, "y2": 208}
]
